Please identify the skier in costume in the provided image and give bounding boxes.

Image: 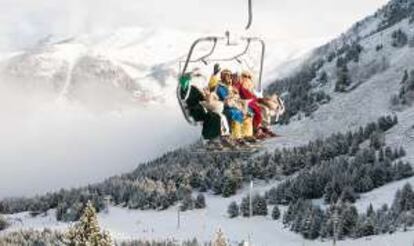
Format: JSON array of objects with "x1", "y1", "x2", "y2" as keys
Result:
[
  {"x1": 179, "y1": 72, "x2": 221, "y2": 140},
  {"x1": 258, "y1": 94, "x2": 285, "y2": 137},
  {"x1": 231, "y1": 72, "x2": 256, "y2": 143},
  {"x1": 179, "y1": 71, "x2": 232, "y2": 149},
  {"x1": 233, "y1": 71, "x2": 267, "y2": 140},
  {"x1": 215, "y1": 69, "x2": 247, "y2": 145},
  {"x1": 208, "y1": 64, "x2": 221, "y2": 92},
  {"x1": 200, "y1": 88, "x2": 230, "y2": 138}
]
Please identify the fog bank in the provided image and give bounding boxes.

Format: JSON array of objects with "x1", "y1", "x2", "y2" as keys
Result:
[{"x1": 0, "y1": 83, "x2": 198, "y2": 198}]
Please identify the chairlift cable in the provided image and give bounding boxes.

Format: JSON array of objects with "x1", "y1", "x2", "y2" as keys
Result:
[{"x1": 246, "y1": 0, "x2": 253, "y2": 30}]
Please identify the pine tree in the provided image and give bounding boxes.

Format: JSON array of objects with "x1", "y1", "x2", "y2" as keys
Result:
[
  {"x1": 66, "y1": 201, "x2": 112, "y2": 246},
  {"x1": 302, "y1": 207, "x2": 323, "y2": 239},
  {"x1": 194, "y1": 194, "x2": 206, "y2": 209},
  {"x1": 340, "y1": 187, "x2": 358, "y2": 203},
  {"x1": 385, "y1": 146, "x2": 393, "y2": 160},
  {"x1": 0, "y1": 215, "x2": 9, "y2": 231},
  {"x1": 272, "y1": 206, "x2": 281, "y2": 220},
  {"x1": 378, "y1": 148, "x2": 385, "y2": 162},
  {"x1": 400, "y1": 183, "x2": 414, "y2": 211},
  {"x1": 335, "y1": 63, "x2": 351, "y2": 92},
  {"x1": 391, "y1": 189, "x2": 403, "y2": 215},
  {"x1": 402, "y1": 70, "x2": 409, "y2": 84},
  {"x1": 392, "y1": 115, "x2": 398, "y2": 125},
  {"x1": 369, "y1": 131, "x2": 384, "y2": 150},
  {"x1": 338, "y1": 205, "x2": 358, "y2": 237},
  {"x1": 408, "y1": 70, "x2": 414, "y2": 91},
  {"x1": 227, "y1": 202, "x2": 240, "y2": 218},
  {"x1": 350, "y1": 139, "x2": 360, "y2": 155},
  {"x1": 240, "y1": 196, "x2": 251, "y2": 217},
  {"x1": 366, "y1": 203, "x2": 375, "y2": 218},
  {"x1": 359, "y1": 175, "x2": 374, "y2": 193},
  {"x1": 253, "y1": 194, "x2": 268, "y2": 216},
  {"x1": 283, "y1": 201, "x2": 296, "y2": 224},
  {"x1": 391, "y1": 29, "x2": 408, "y2": 47},
  {"x1": 222, "y1": 175, "x2": 237, "y2": 198},
  {"x1": 398, "y1": 147, "x2": 406, "y2": 158},
  {"x1": 394, "y1": 161, "x2": 413, "y2": 180},
  {"x1": 324, "y1": 181, "x2": 341, "y2": 204},
  {"x1": 359, "y1": 217, "x2": 375, "y2": 237},
  {"x1": 318, "y1": 71, "x2": 328, "y2": 85},
  {"x1": 376, "y1": 204, "x2": 392, "y2": 234},
  {"x1": 213, "y1": 229, "x2": 228, "y2": 246},
  {"x1": 180, "y1": 194, "x2": 194, "y2": 211}
]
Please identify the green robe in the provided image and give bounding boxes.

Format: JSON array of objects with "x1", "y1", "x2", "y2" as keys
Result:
[{"x1": 179, "y1": 75, "x2": 222, "y2": 140}]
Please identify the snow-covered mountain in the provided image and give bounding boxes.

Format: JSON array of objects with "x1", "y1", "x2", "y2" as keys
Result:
[
  {"x1": 0, "y1": 27, "x2": 198, "y2": 106},
  {"x1": 0, "y1": 27, "x2": 309, "y2": 109},
  {"x1": 267, "y1": 0, "x2": 414, "y2": 153}
]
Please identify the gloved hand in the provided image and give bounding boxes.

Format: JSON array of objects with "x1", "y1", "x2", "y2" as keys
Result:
[{"x1": 213, "y1": 63, "x2": 221, "y2": 75}]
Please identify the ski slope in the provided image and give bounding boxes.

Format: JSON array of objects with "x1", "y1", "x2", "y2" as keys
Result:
[{"x1": 3, "y1": 181, "x2": 414, "y2": 246}]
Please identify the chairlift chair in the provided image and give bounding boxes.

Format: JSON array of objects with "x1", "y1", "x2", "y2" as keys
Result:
[{"x1": 177, "y1": 34, "x2": 266, "y2": 126}]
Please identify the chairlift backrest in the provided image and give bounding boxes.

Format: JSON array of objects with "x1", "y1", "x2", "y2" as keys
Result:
[
  {"x1": 177, "y1": 0, "x2": 262, "y2": 126},
  {"x1": 179, "y1": 35, "x2": 265, "y2": 93}
]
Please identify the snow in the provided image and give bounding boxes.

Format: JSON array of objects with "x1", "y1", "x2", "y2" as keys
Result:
[
  {"x1": 2, "y1": 210, "x2": 68, "y2": 233},
  {"x1": 3, "y1": 182, "x2": 414, "y2": 246},
  {"x1": 266, "y1": 17, "x2": 414, "y2": 148},
  {"x1": 355, "y1": 176, "x2": 414, "y2": 211},
  {"x1": 263, "y1": 17, "x2": 414, "y2": 217}
]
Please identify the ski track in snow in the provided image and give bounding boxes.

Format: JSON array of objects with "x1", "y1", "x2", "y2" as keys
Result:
[{"x1": 58, "y1": 56, "x2": 81, "y2": 100}]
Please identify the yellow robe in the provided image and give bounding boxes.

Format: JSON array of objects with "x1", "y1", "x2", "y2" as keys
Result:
[
  {"x1": 242, "y1": 117, "x2": 254, "y2": 138},
  {"x1": 208, "y1": 75, "x2": 219, "y2": 91},
  {"x1": 231, "y1": 121, "x2": 243, "y2": 139}
]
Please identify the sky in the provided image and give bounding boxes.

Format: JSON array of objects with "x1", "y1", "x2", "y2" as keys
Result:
[{"x1": 0, "y1": 0, "x2": 389, "y2": 52}]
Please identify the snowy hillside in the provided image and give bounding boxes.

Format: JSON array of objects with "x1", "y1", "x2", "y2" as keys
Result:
[
  {"x1": 266, "y1": 0, "x2": 414, "y2": 151},
  {"x1": 2, "y1": 182, "x2": 414, "y2": 246}
]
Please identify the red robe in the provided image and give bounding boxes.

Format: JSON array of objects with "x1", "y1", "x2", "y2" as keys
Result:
[{"x1": 233, "y1": 81, "x2": 262, "y2": 130}]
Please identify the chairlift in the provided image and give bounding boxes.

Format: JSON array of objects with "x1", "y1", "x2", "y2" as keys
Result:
[{"x1": 177, "y1": 0, "x2": 266, "y2": 126}]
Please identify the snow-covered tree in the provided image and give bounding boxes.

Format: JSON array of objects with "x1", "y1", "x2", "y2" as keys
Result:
[
  {"x1": 222, "y1": 174, "x2": 238, "y2": 198},
  {"x1": 227, "y1": 201, "x2": 239, "y2": 218},
  {"x1": 240, "y1": 196, "x2": 251, "y2": 217},
  {"x1": 337, "y1": 205, "x2": 358, "y2": 238},
  {"x1": 0, "y1": 214, "x2": 9, "y2": 231},
  {"x1": 340, "y1": 186, "x2": 358, "y2": 203},
  {"x1": 335, "y1": 62, "x2": 351, "y2": 92},
  {"x1": 272, "y1": 205, "x2": 281, "y2": 220},
  {"x1": 180, "y1": 194, "x2": 194, "y2": 212},
  {"x1": 302, "y1": 206, "x2": 324, "y2": 239},
  {"x1": 194, "y1": 194, "x2": 206, "y2": 209},
  {"x1": 252, "y1": 194, "x2": 268, "y2": 216},
  {"x1": 66, "y1": 201, "x2": 112, "y2": 246},
  {"x1": 391, "y1": 29, "x2": 408, "y2": 48},
  {"x1": 212, "y1": 229, "x2": 228, "y2": 246}
]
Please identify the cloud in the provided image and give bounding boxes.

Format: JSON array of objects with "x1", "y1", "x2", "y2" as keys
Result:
[{"x1": 0, "y1": 81, "x2": 198, "y2": 198}]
